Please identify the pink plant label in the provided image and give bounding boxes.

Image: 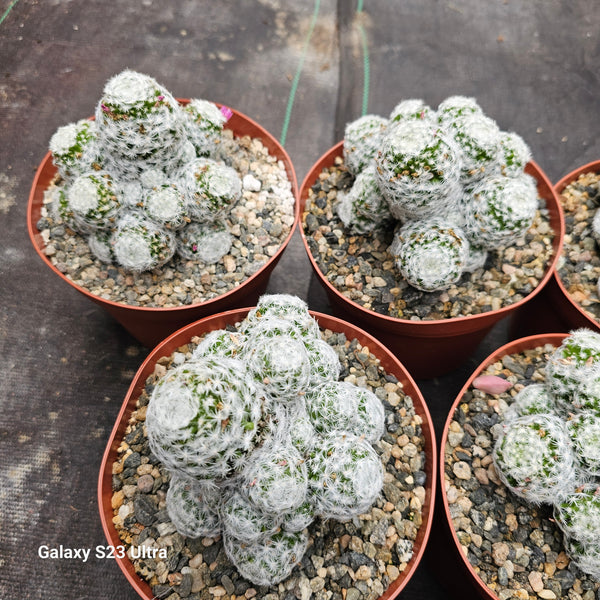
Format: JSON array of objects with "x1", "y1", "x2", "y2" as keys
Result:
[
  {"x1": 220, "y1": 106, "x2": 234, "y2": 121},
  {"x1": 472, "y1": 375, "x2": 512, "y2": 395}
]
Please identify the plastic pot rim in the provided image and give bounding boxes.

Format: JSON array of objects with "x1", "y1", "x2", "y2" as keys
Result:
[
  {"x1": 298, "y1": 141, "x2": 565, "y2": 335},
  {"x1": 438, "y1": 332, "x2": 569, "y2": 600},
  {"x1": 27, "y1": 101, "x2": 299, "y2": 315},
  {"x1": 552, "y1": 159, "x2": 600, "y2": 328},
  {"x1": 97, "y1": 306, "x2": 438, "y2": 600}
]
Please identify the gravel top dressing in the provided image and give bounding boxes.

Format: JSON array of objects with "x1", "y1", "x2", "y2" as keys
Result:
[
  {"x1": 36, "y1": 130, "x2": 295, "y2": 308},
  {"x1": 110, "y1": 326, "x2": 428, "y2": 600},
  {"x1": 556, "y1": 170, "x2": 600, "y2": 323},
  {"x1": 444, "y1": 343, "x2": 600, "y2": 600},
  {"x1": 302, "y1": 157, "x2": 556, "y2": 321}
]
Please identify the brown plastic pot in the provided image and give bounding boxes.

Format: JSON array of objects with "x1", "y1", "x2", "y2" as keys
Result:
[
  {"x1": 546, "y1": 160, "x2": 600, "y2": 331},
  {"x1": 509, "y1": 160, "x2": 600, "y2": 337},
  {"x1": 438, "y1": 333, "x2": 567, "y2": 599},
  {"x1": 98, "y1": 307, "x2": 437, "y2": 600},
  {"x1": 27, "y1": 103, "x2": 299, "y2": 347},
  {"x1": 299, "y1": 142, "x2": 565, "y2": 379}
]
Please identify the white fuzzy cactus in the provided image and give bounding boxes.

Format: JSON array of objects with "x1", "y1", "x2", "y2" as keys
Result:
[
  {"x1": 336, "y1": 95, "x2": 538, "y2": 295},
  {"x1": 462, "y1": 245, "x2": 488, "y2": 273},
  {"x1": 437, "y1": 95, "x2": 482, "y2": 124},
  {"x1": 221, "y1": 491, "x2": 282, "y2": 543},
  {"x1": 592, "y1": 209, "x2": 600, "y2": 242},
  {"x1": 389, "y1": 218, "x2": 469, "y2": 292},
  {"x1": 446, "y1": 112, "x2": 502, "y2": 184},
  {"x1": 491, "y1": 330, "x2": 600, "y2": 579},
  {"x1": 191, "y1": 328, "x2": 245, "y2": 360},
  {"x1": 555, "y1": 486, "x2": 600, "y2": 546},
  {"x1": 87, "y1": 230, "x2": 114, "y2": 264},
  {"x1": 183, "y1": 99, "x2": 228, "y2": 157},
  {"x1": 245, "y1": 335, "x2": 311, "y2": 402},
  {"x1": 389, "y1": 98, "x2": 434, "y2": 125},
  {"x1": 460, "y1": 172, "x2": 538, "y2": 250},
  {"x1": 375, "y1": 119, "x2": 462, "y2": 221},
  {"x1": 336, "y1": 164, "x2": 391, "y2": 234},
  {"x1": 141, "y1": 183, "x2": 189, "y2": 230},
  {"x1": 166, "y1": 472, "x2": 221, "y2": 538},
  {"x1": 179, "y1": 157, "x2": 242, "y2": 221},
  {"x1": 145, "y1": 294, "x2": 386, "y2": 586},
  {"x1": 545, "y1": 329, "x2": 600, "y2": 415},
  {"x1": 116, "y1": 180, "x2": 144, "y2": 209},
  {"x1": 242, "y1": 443, "x2": 308, "y2": 515},
  {"x1": 288, "y1": 404, "x2": 318, "y2": 455},
  {"x1": 566, "y1": 538, "x2": 600, "y2": 581},
  {"x1": 66, "y1": 172, "x2": 121, "y2": 232},
  {"x1": 223, "y1": 529, "x2": 309, "y2": 586},
  {"x1": 281, "y1": 501, "x2": 314, "y2": 533},
  {"x1": 49, "y1": 119, "x2": 99, "y2": 181},
  {"x1": 95, "y1": 70, "x2": 187, "y2": 179},
  {"x1": 503, "y1": 383, "x2": 556, "y2": 423},
  {"x1": 243, "y1": 294, "x2": 321, "y2": 339},
  {"x1": 111, "y1": 213, "x2": 175, "y2": 272},
  {"x1": 303, "y1": 336, "x2": 341, "y2": 387},
  {"x1": 498, "y1": 131, "x2": 531, "y2": 178},
  {"x1": 492, "y1": 413, "x2": 577, "y2": 504},
  {"x1": 176, "y1": 221, "x2": 233, "y2": 264},
  {"x1": 309, "y1": 433, "x2": 384, "y2": 520},
  {"x1": 146, "y1": 357, "x2": 263, "y2": 480},
  {"x1": 568, "y1": 412, "x2": 600, "y2": 477},
  {"x1": 343, "y1": 114, "x2": 388, "y2": 175},
  {"x1": 304, "y1": 381, "x2": 385, "y2": 443}
]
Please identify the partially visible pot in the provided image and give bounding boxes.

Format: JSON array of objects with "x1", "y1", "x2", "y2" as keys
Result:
[
  {"x1": 98, "y1": 308, "x2": 437, "y2": 600},
  {"x1": 299, "y1": 143, "x2": 564, "y2": 379},
  {"x1": 28, "y1": 105, "x2": 299, "y2": 347},
  {"x1": 509, "y1": 160, "x2": 600, "y2": 337},
  {"x1": 545, "y1": 160, "x2": 600, "y2": 331},
  {"x1": 439, "y1": 333, "x2": 568, "y2": 599}
]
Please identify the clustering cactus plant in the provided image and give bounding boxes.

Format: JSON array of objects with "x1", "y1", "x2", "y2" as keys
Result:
[
  {"x1": 145, "y1": 294, "x2": 386, "y2": 586},
  {"x1": 337, "y1": 95, "x2": 538, "y2": 292},
  {"x1": 47, "y1": 69, "x2": 241, "y2": 272},
  {"x1": 492, "y1": 329, "x2": 600, "y2": 579}
]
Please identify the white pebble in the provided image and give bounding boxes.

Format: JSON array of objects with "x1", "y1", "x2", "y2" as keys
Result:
[{"x1": 242, "y1": 174, "x2": 262, "y2": 192}]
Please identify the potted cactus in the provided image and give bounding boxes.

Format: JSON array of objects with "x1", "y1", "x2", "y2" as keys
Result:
[
  {"x1": 28, "y1": 70, "x2": 299, "y2": 346},
  {"x1": 99, "y1": 295, "x2": 437, "y2": 600},
  {"x1": 440, "y1": 330, "x2": 600, "y2": 599},
  {"x1": 300, "y1": 96, "x2": 563, "y2": 377}
]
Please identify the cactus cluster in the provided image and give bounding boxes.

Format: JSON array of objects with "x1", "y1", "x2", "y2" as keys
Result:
[
  {"x1": 48, "y1": 70, "x2": 240, "y2": 272},
  {"x1": 492, "y1": 329, "x2": 600, "y2": 579},
  {"x1": 338, "y1": 96, "x2": 538, "y2": 292},
  {"x1": 145, "y1": 294, "x2": 385, "y2": 586}
]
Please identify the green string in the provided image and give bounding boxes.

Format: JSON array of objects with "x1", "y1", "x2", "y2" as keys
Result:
[
  {"x1": 0, "y1": 0, "x2": 20, "y2": 26},
  {"x1": 280, "y1": 0, "x2": 321, "y2": 147},
  {"x1": 356, "y1": 0, "x2": 369, "y2": 116}
]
